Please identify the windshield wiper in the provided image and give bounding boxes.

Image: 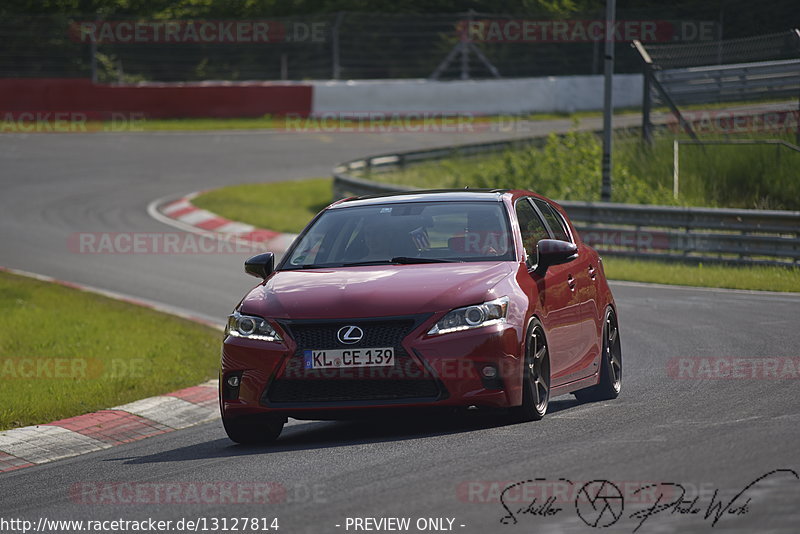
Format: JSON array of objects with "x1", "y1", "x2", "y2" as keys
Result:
[
  {"x1": 337, "y1": 260, "x2": 398, "y2": 267},
  {"x1": 285, "y1": 262, "x2": 362, "y2": 269},
  {"x1": 390, "y1": 256, "x2": 460, "y2": 264}
]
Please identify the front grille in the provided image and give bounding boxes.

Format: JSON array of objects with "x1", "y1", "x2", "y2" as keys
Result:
[
  {"x1": 265, "y1": 316, "x2": 443, "y2": 404},
  {"x1": 286, "y1": 319, "x2": 415, "y2": 350}
]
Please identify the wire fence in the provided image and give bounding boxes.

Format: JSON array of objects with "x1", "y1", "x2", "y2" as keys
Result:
[
  {"x1": 0, "y1": 11, "x2": 734, "y2": 82},
  {"x1": 643, "y1": 30, "x2": 800, "y2": 68}
]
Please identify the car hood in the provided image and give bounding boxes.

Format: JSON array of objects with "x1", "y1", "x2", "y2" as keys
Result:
[{"x1": 240, "y1": 262, "x2": 514, "y2": 320}]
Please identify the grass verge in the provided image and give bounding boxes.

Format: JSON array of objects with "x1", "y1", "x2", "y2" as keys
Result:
[
  {"x1": 0, "y1": 271, "x2": 221, "y2": 430},
  {"x1": 602, "y1": 258, "x2": 800, "y2": 293},
  {"x1": 192, "y1": 179, "x2": 800, "y2": 293},
  {"x1": 82, "y1": 112, "x2": 621, "y2": 132},
  {"x1": 54, "y1": 98, "x2": 793, "y2": 132},
  {"x1": 192, "y1": 178, "x2": 332, "y2": 234},
  {"x1": 376, "y1": 129, "x2": 800, "y2": 210}
]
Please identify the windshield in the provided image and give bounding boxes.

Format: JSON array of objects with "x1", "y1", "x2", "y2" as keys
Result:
[{"x1": 283, "y1": 200, "x2": 515, "y2": 269}]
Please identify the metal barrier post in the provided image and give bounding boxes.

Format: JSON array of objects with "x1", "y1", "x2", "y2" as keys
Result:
[{"x1": 673, "y1": 139, "x2": 679, "y2": 199}]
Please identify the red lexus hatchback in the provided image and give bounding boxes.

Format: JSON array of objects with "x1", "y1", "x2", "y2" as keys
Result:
[{"x1": 220, "y1": 189, "x2": 622, "y2": 443}]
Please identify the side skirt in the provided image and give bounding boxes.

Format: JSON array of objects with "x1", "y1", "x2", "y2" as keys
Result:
[{"x1": 550, "y1": 371, "x2": 599, "y2": 397}]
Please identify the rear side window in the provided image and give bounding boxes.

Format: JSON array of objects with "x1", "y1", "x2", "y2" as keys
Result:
[
  {"x1": 532, "y1": 198, "x2": 571, "y2": 242},
  {"x1": 515, "y1": 199, "x2": 549, "y2": 265}
]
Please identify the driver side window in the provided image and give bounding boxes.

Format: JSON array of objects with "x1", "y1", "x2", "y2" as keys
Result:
[{"x1": 515, "y1": 199, "x2": 549, "y2": 266}]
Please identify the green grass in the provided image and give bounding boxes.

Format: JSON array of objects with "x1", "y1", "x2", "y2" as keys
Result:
[
  {"x1": 0, "y1": 271, "x2": 222, "y2": 430},
  {"x1": 3, "y1": 96, "x2": 789, "y2": 133},
  {"x1": 82, "y1": 113, "x2": 600, "y2": 132},
  {"x1": 71, "y1": 98, "x2": 797, "y2": 132},
  {"x1": 85, "y1": 97, "x2": 790, "y2": 132},
  {"x1": 192, "y1": 178, "x2": 332, "y2": 234},
  {"x1": 84, "y1": 114, "x2": 591, "y2": 133},
  {"x1": 602, "y1": 258, "x2": 800, "y2": 293},
  {"x1": 96, "y1": 116, "x2": 287, "y2": 132},
  {"x1": 512, "y1": 98, "x2": 794, "y2": 122}
]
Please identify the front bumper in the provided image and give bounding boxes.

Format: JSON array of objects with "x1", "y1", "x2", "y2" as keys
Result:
[{"x1": 220, "y1": 315, "x2": 524, "y2": 420}]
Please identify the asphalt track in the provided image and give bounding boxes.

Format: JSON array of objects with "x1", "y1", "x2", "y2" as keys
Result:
[{"x1": 1, "y1": 118, "x2": 799, "y2": 534}]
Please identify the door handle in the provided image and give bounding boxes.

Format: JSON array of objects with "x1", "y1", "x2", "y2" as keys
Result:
[
  {"x1": 567, "y1": 274, "x2": 576, "y2": 291},
  {"x1": 588, "y1": 265, "x2": 597, "y2": 280}
]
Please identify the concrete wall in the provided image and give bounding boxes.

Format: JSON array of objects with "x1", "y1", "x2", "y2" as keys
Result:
[
  {"x1": 311, "y1": 75, "x2": 643, "y2": 116},
  {"x1": 1, "y1": 75, "x2": 643, "y2": 120}
]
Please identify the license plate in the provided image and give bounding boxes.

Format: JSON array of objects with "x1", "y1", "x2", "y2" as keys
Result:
[{"x1": 303, "y1": 348, "x2": 394, "y2": 369}]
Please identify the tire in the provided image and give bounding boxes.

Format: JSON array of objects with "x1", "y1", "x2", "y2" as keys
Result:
[
  {"x1": 510, "y1": 321, "x2": 550, "y2": 422},
  {"x1": 573, "y1": 307, "x2": 622, "y2": 403},
  {"x1": 222, "y1": 414, "x2": 285, "y2": 445}
]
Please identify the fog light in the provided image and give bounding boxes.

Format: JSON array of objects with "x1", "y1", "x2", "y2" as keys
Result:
[
  {"x1": 481, "y1": 365, "x2": 498, "y2": 379},
  {"x1": 222, "y1": 373, "x2": 242, "y2": 401}
]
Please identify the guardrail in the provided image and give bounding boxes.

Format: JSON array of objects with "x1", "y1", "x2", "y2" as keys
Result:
[
  {"x1": 655, "y1": 58, "x2": 800, "y2": 106},
  {"x1": 332, "y1": 136, "x2": 800, "y2": 267}
]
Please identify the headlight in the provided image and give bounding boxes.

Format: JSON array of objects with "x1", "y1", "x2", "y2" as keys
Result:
[
  {"x1": 226, "y1": 311, "x2": 282, "y2": 342},
  {"x1": 428, "y1": 296, "x2": 509, "y2": 335}
]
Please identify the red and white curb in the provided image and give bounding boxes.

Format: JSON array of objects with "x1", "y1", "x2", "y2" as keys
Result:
[
  {"x1": 148, "y1": 192, "x2": 298, "y2": 255},
  {"x1": 0, "y1": 382, "x2": 218, "y2": 473},
  {"x1": 0, "y1": 266, "x2": 224, "y2": 474}
]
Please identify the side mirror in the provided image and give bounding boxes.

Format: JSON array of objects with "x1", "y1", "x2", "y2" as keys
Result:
[
  {"x1": 245, "y1": 252, "x2": 275, "y2": 279},
  {"x1": 533, "y1": 239, "x2": 578, "y2": 276}
]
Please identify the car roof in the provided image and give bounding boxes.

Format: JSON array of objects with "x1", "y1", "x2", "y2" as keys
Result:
[{"x1": 331, "y1": 189, "x2": 511, "y2": 208}]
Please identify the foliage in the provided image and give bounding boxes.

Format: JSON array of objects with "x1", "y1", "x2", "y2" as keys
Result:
[
  {"x1": 378, "y1": 128, "x2": 800, "y2": 209},
  {"x1": 3, "y1": 0, "x2": 796, "y2": 37},
  {"x1": 2, "y1": 1, "x2": 600, "y2": 18}
]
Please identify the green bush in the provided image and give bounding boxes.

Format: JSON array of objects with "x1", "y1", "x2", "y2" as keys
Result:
[{"x1": 378, "y1": 128, "x2": 800, "y2": 209}]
